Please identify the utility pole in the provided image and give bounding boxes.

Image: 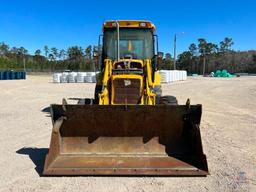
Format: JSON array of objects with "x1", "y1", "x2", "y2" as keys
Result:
[
  {"x1": 202, "y1": 48, "x2": 206, "y2": 76},
  {"x1": 173, "y1": 32, "x2": 184, "y2": 70},
  {"x1": 23, "y1": 54, "x2": 26, "y2": 72},
  {"x1": 173, "y1": 34, "x2": 177, "y2": 70}
]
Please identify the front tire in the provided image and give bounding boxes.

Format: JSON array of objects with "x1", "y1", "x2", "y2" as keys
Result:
[
  {"x1": 94, "y1": 84, "x2": 102, "y2": 104},
  {"x1": 160, "y1": 95, "x2": 178, "y2": 105}
]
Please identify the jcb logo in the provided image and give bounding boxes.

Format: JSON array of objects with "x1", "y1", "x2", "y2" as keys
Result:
[{"x1": 124, "y1": 79, "x2": 131, "y2": 86}]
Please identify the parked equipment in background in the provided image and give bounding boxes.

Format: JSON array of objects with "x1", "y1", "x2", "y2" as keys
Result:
[{"x1": 44, "y1": 20, "x2": 208, "y2": 176}]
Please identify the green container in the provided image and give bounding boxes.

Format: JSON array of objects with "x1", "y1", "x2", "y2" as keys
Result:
[
  {"x1": 227, "y1": 73, "x2": 233, "y2": 78},
  {"x1": 214, "y1": 70, "x2": 221, "y2": 77},
  {"x1": 221, "y1": 70, "x2": 228, "y2": 77}
]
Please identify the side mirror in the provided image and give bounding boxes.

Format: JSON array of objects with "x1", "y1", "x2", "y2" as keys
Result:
[
  {"x1": 93, "y1": 50, "x2": 99, "y2": 59},
  {"x1": 157, "y1": 52, "x2": 163, "y2": 59},
  {"x1": 155, "y1": 52, "x2": 164, "y2": 71}
]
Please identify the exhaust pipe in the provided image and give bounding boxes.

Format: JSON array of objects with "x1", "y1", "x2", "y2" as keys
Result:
[{"x1": 116, "y1": 20, "x2": 120, "y2": 61}]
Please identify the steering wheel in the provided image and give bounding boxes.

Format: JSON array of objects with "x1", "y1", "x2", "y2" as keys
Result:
[{"x1": 122, "y1": 52, "x2": 137, "y2": 59}]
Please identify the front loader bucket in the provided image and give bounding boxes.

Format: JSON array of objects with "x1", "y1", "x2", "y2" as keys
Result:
[{"x1": 43, "y1": 104, "x2": 208, "y2": 176}]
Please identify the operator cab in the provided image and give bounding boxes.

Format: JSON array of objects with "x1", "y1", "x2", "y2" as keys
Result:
[
  {"x1": 103, "y1": 27, "x2": 154, "y2": 60},
  {"x1": 101, "y1": 20, "x2": 157, "y2": 63},
  {"x1": 100, "y1": 20, "x2": 158, "y2": 75}
]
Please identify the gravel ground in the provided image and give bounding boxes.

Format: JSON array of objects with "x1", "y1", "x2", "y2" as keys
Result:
[{"x1": 0, "y1": 75, "x2": 255, "y2": 192}]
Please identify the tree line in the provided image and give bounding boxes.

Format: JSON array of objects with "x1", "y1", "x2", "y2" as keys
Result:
[
  {"x1": 175, "y1": 37, "x2": 256, "y2": 74},
  {"x1": 0, "y1": 43, "x2": 97, "y2": 72},
  {"x1": 0, "y1": 37, "x2": 256, "y2": 73}
]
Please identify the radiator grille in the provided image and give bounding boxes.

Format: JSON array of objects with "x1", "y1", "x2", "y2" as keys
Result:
[{"x1": 113, "y1": 79, "x2": 141, "y2": 104}]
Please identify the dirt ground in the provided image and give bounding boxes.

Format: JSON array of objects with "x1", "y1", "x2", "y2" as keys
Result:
[{"x1": 0, "y1": 75, "x2": 255, "y2": 192}]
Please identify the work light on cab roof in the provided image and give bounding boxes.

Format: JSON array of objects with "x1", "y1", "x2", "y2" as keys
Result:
[{"x1": 103, "y1": 20, "x2": 156, "y2": 31}]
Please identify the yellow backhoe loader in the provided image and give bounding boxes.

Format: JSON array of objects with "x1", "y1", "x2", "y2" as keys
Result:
[{"x1": 43, "y1": 20, "x2": 208, "y2": 176}]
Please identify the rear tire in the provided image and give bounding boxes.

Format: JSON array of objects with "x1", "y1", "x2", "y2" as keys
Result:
[{"x1": 161, "y1": 96, "x2": 178, "y2": 105}]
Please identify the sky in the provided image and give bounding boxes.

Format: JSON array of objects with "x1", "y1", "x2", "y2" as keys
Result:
[{"x1": 0, "y1": 0, "x2": 255, "y2": 55}]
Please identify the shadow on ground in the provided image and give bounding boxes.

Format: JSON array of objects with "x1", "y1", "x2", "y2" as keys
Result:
[
  {"x1": 41, "y1": 106, "x2": 51, "y2": 117},
  {"x1": 41, "y1": 106, "x2": 50, "y2": 113},
  {"x1": 16, "y1": 147, "x2": 48, "y2": 176}
]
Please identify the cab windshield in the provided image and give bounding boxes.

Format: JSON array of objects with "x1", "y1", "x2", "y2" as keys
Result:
[{"x1": 103, "y1": 28, "x2": 154, "y2": 60}]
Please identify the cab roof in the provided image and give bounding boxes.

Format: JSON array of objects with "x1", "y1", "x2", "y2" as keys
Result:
[{"x1": 103, "y1": 20, "x2": 155, "y2": 31}]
